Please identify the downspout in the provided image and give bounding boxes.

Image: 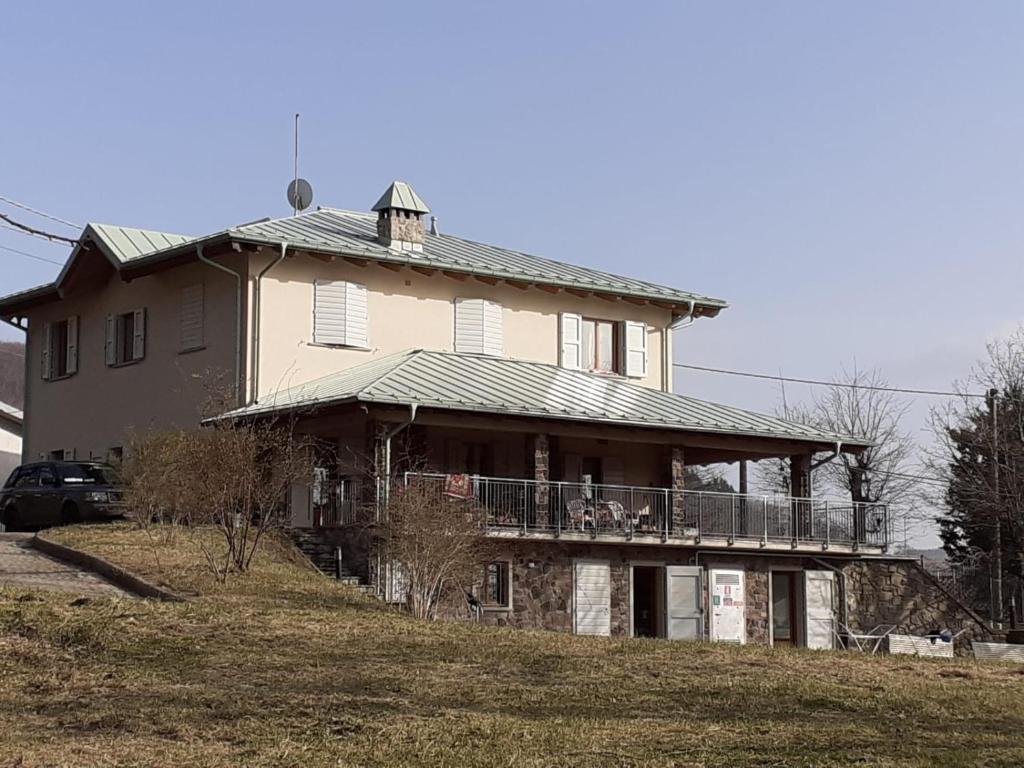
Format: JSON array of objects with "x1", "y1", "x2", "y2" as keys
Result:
[
  {"x1": 378, "y1": 403, "x2": 418, "y2": 602},
  {"x1": 252, "y1": 242, "x2": 288, "y2": 404},
  {"x1": 197, "y1": 244, "x2": 244, "y2": 406},
  {"x1": 662, "y1": 300, "x2": 696, "y2": 393}
]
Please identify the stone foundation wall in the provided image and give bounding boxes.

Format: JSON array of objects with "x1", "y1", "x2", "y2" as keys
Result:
[{"x1": 842, "y1": 558, "x2": 998, "y2": 646}]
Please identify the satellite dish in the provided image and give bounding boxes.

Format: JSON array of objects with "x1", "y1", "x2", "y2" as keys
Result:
[{"x1": 287, "y1": 178, "x2": 314, "y2": 212}]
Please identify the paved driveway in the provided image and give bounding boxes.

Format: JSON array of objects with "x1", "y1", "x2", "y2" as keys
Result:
[{"x1": 0, "y1": 534, "x2": 130, "y2": 597}]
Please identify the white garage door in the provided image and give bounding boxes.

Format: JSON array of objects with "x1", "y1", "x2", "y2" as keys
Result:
[
  {"x1": 710, "y1": 568, "x2": 746, "y2": 644},
  {"x1": 574, "y1": 559, "x2": 611, "y2": 636}
]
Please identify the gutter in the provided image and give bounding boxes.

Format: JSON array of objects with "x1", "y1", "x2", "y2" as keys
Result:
[
  {"x1": 196, "y1": 244, "x2": 244, "y2": 406},
  {"x1": 251, "y1": 242, "x2": 288, "y2": 404}
]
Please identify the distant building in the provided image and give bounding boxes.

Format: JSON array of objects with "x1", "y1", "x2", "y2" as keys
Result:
[{"x1": 0, "y1": 400, "x2": 22, "y2": 483}]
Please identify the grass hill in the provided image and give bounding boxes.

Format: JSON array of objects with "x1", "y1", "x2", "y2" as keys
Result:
[{"x1": 1, "y1": 524, "x2": 1023, "y2": 767}]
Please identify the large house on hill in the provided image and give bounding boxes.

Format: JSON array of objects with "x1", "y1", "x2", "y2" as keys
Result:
[{"x1": 0, "y1": 181, "x2": 989, "y2": 648}]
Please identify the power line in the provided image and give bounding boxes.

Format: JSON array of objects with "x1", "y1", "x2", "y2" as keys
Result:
[
  {"x1": 0, "y1": 242, "x2": 64, "y2": 266},
  {"x1": 675, "y1": 362, "x2": 985, "y2": 399},
  {"x1": 0, "y1": 212, "x2": 78, "y2": 245},
  {"x1": 0, "y1": 195, "x2": 79, "y2": 229}
]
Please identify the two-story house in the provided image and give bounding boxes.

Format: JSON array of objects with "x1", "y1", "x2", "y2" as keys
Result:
[{"x1": 3, "y1": 181, "x2": 985, "y2": 648}]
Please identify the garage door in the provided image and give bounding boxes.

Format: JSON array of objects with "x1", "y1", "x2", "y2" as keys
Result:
[{"x1": 574, "y1": 559, "x2": 611, "y2": 636}]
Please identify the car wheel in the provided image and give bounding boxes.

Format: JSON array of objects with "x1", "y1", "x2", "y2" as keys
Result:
[
  {"x1": 1, "y1": 504, "x2": 23, "y2": 532},
  {"x1": 60, "y1": 502, "x2": 82, "y2": 525}
]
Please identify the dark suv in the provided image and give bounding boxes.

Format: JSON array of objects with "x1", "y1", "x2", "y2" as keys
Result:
[{"x1": 0, "y1": 461, "x2": 125, "y2": 531}]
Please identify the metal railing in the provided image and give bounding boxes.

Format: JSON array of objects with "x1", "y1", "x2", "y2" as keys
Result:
[{"x1": 404, "y1": 473, "x2": 889, "y2": 550}]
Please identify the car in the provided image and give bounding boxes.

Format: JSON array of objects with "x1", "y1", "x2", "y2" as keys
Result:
[{"x1": 0, "y1": 461, "x2": 125, "y2": 531}]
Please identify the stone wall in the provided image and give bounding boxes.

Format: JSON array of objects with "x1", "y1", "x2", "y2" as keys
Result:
[{"x1": 842, "y1": 557, "x2": 998, "y2": 646}]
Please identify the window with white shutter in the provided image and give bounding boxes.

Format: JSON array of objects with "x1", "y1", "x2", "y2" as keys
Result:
[
  {"x1": 623, "y1": 321, "x2": 648, "y2": 378},
  {"x1": 106, "y1": 309, "x2": 146, "y2": 366},
  {"x1": 179, "y1": 284, "x2": 204, "y2": 351},
  {"x1": 559, "y1": 313, "x2": 582, "y2": 369},
  {"x1": 41, "y1": 316, "x2": 78, "y2": 380},
  {"x1": 454, "y1": 298, "x2": 503, "y2": 355},
  {"x1": 314, "y1": 280, "x2": 369, "y2": 348}
]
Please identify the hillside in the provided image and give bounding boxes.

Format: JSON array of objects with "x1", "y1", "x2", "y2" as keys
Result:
[
  {"x1": 1, "y1": 524, "x2": 1023, "y2": 767},
  {"x1": 0, "y1": 340, "x2": 24, "y2": 408}
]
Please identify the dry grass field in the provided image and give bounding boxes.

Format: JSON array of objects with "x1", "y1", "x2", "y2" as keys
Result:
[{"x1": 1, "y1": 524, "x2": 1022, "y2": 767}]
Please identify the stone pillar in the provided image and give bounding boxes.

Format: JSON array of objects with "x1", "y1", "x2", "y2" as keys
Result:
[
  {"x1": 671, "y1": 446, "x2": 686, "y2": 536},
  {"x1": 790, "y1": 452, "x2": 812, "y2": 540},
  {"x1": 527, "y1": 434, "x2": 550, "y2": 528}
]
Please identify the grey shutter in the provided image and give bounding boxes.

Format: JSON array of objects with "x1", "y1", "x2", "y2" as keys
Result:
[
  {"x1": 132, "y1": 309, "x2": 146, "y2": 361},
  {"x1": 563, "y1": 453, "x2": 583, "y2": 482},
  {"x1": 41, "y1": 321, "x2": 52, "y2": 380},
  {"x1": 454, "y1": 298, "x2": 483, "y2": 353},
  {"x1": 560, "y1": 313, "x2": 582, "y2": 369},
  {"x1": 105, "y1": 314, "x2": 116, "y2": 366},
  {"x1": 314, "y1": 281, "x2": 368, "y2": 347},
  {"x1": 344, "y1": 282, "x2": 368, "y2": 347},
  {"x1": 601, "y1": 456, "x2": 625, "y2": 486},
  {"x1": 482, "y1": 300, "x2": 502, "y2": 355},
  {"x1": 179, "y1": 284, "x2": 204, "y2": 351},
  {"x1": 65, "y1": 315, "x2": 79, "y2": 375},
  {"x1": 623, "y1": 321, "x2": 648, "y2": 378},
  {"x1": 665, "y1": 566, "x2": 703, "y2": 640}
]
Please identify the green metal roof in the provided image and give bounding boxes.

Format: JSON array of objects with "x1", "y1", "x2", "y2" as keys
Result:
[
  {"x1": 221, "y1": 350, "x2": 868, "y2": 448},
  {"x1": 371, "y1": 181, "x2": 430, "y2": 213},
  {"x1": 86, "y1": 224, "x2": 193, "y2": 264}
]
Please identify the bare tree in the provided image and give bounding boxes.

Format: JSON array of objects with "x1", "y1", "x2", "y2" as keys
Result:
[
  {"x1": 376, "y1": 478, "x2": 497, "y2": 620},
  {"x1": 124, "y1": 417, "x2": 314, "y2": 581}
]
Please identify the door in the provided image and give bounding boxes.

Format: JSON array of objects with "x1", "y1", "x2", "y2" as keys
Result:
[
  {"x1": 771, "y1": 572, "x2": 799, "y2": 647},
  {"x1": 37, "y1": 465, "x2": 61, "y2": 523},
  {"x1": 665, "y1": 566, "x2": 703, "y2": 640},
  {"x1": 574, "y1": 559, "x2": 611, "y2": 636},
  {"x1": 804, "y1": 570, "x2": 836, "y2": 650},
  {"x1": 709, "y1": 568, "x2": 746, "y2": 644}
]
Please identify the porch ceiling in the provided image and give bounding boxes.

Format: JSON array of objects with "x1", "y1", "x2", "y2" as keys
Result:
[{"x1": 220, "y1": 350, "x2": 870, "y2": 452}]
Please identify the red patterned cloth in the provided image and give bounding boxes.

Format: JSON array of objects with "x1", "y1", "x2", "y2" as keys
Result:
[{"x1": 444, "y1": 474, "x2": 473, "y2": 499}]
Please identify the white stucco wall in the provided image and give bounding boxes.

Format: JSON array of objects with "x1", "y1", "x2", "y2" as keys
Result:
[{"x1": 0, "y1": 416, "x2": 22, "y2": 484}]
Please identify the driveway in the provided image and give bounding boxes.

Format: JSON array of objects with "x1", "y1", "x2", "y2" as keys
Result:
[{"x1": 0, "y1": 533, "x2": 130, "y2": 597}]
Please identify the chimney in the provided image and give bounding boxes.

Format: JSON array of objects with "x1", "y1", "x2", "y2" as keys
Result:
[{"x1": 371, "y1": 181, "x2": 430, "y2": 253}]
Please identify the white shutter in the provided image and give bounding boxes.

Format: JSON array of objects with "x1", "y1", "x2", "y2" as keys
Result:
[
  {"x1": 560, "y1": 313, "x2": 582, "y2": 369},
  {"x1": 132, "y1": 308, "x2": 146, "y2": 361},
  {"x1": 179, "y1": 284, "x2": 204, "y2": 351},
  {"x1": 601, "y1": 456, "x2": 625, "y2": 486},
  {"x1": 41, "y1": 321, "x2": 52, "y2": 380},
  {"x1": 573, "y1": 559, "x2": 611, "y2": 636},
  {"x1": 710, "y1": 569, "x2": 746, "y2": 644},
  {"x1": 345, "y1": 282, "x2": 368, "y2": 347},
  {"x1": 454, "y1": 299, "x2": 503, "y2": 356},
  {"x1": 314, "y1": 280, "x2": 368, "y2": 347},
  {"x1": 65, "y1": 316, "x2": 78, "y2": 375},
  {"x1": 804, "y1": 570, "x2": 836, "y2": 650},
  {"x1": 105, "y1": 314, "x2": 116, "y2": 366},
  {"x1": 665, "y1": 566, "x2": 703, "y2": 640},
  {"x1": 623, "y1": 321, "x2": 648, "y2": 378}
]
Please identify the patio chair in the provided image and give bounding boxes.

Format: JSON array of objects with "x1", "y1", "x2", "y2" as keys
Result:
[
  {"x1": 836, "y1": 621, "x2": 896, "y2": 654},
  {"x1": 566, "y1": 498, "x2": 591, "y2": 531}
]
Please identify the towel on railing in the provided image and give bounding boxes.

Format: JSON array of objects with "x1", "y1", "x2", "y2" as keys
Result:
[{"x1": 444, "y1": 474, "x2": 474, "y2": 499}]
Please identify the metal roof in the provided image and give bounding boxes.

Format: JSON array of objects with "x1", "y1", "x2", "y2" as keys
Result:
[
  {"x1": 0, "y1": 400, "x2": 23, "y2": 426},
  {"x1": 228, "y1": 209, "x2": 726, "y2": 310},
  {"x1": 371, "y1": 181, "x2": 430, "y2": 213},
  {"x1": 221, "y1": 350, "x2": 868, "y2": 447},
  {"x1": 86, "y1": 224, "x2": 193, "y2": 264}
]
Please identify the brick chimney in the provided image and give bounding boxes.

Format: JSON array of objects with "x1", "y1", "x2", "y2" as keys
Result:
[{"x1": 372, "y1": 181, "x2": 430, "y2": 252}]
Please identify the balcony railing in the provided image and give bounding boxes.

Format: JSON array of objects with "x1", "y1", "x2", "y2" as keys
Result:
[{"x1": 405, "y1": 473, "x2": 890, "y2": 550}]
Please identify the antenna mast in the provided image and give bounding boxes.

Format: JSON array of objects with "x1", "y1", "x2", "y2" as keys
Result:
[{"x1": 293, "y1": 113, "x2": 300, "y2": 216}]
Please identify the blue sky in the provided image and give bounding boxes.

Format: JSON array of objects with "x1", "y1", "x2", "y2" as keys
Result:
[{"x1": 3, "y1": 2, "x2": 1023, "y2": 546}]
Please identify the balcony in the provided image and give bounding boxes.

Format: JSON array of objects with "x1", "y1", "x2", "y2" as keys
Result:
[{"x1": 406, "y1": 473, "x2": 890, "y2": 553}]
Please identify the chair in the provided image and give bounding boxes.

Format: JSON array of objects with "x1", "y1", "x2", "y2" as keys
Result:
[{"x1": 566, "y1": 498, "x2": 590, "y2": 530}]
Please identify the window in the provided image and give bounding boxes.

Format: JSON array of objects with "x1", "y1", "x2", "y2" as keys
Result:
[
  {"x1": 106, "y1": 309, "x2": 146, "y2": 366},
  {"x1": 12, "y1": 466, "x2": 40, "y2": 488},
  {"x1": 179, "y1": 284, "x2": 204, "y2": 351},
  {"x1": 560, "y1": 314, "x2": 647, "y2": 378},
  {"x1": 454, "y1": 298, "x2": 503, "y2": 355},
  {"x1": 59, "y1": 463, "x2": 118, "y2": 485},
  {"x1": 41, "y1": 316, "x2": 78, "y2": 380},
  {"x1": 483, "y1": 561, "x2": 511, "y2": 608},
  {"x1": 581, "y1": 318, "x2": 618, "y2": 373},
  {"x1": 313, "y1": 280, "x2": 368, "y2": 347}
]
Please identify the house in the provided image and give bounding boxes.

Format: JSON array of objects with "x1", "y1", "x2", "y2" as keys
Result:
[
  {"x1": 0, "y1": 400, "x2": 22, "y2": 483},
  {"x1": 0, "y1": 181, "x2": 990, "y2": 647}
]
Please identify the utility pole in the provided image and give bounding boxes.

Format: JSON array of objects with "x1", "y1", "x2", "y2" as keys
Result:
[{"x1": 988, "y1": 387, "x2": 1004, "y2": 627}]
